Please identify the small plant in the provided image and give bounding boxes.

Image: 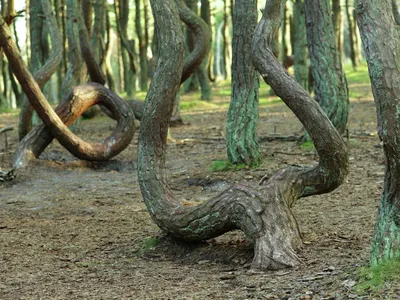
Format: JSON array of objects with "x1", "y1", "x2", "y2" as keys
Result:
[
  {"x1": 210, "y1": 160, "x2": 259, "y2": 172},
  {"x1": 136, "y1": 237, "x2": 159, "y2": 257},
  {"x1": 300, "y1": 140, "x2": 315, "y2": 151},
  {"x1": 355, "y1": 259, "x2": 400, "y2": 293}
]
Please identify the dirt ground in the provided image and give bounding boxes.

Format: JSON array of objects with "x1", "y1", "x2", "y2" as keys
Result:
[{"x1": 0, "y1": 85, "x2": 398, "y2": 299}]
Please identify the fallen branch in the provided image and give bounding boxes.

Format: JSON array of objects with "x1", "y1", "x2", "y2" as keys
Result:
[
  {"x1": 0, "y1": 126, "x2": 13, "y2": 135},
  {"x1": 258, "y1": 135, "x2": 301, "y2": 143}
]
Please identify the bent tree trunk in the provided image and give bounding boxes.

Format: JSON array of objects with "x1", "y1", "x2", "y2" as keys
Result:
[
  {"x1": 0, "y1": 16, "x2": 135, "y2": 167},
  {"x1": 356, "y1": 0, "x2": 400, "y2": 265},
  {"x1": 304, "y1": 0, "x2": 349, "y2": 135},
  {"x1": 138, "y1": 0, "x2": 348, "y2": 271},
  {"x1": 226, "y1": 0, "x2": 260, "y2": 166},
  {"x1": 18, "y1": 0, "x2": 63, "y2": 140}
]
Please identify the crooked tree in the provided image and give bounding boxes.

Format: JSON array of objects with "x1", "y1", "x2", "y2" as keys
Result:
[
  {"x1": 356, "y1": 0, "x2": 400, "y2": 265},
  {"x1": 137, "y1": 0, "x2": 348, "y2": 270}
]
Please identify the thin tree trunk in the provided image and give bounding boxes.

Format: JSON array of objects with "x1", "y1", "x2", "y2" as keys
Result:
[
  {"x1": 304, "y1": 0, "x2": 349, "y2": 135},
  {"x1": 136, "y1": 0, "x2": 148, "y2": 91},
  {"x1": 293, "y1": 0, "x2": 308, "y2": 90},
  {"x1": 196, "y1": 0, "x2": 212, "y2": 101},
  {"x1": 331, "y1": 0, "x2": 343, "y2": 58},
  {"x1": 356, "y1": 0, "x2": 400, "y2": 265},
  {"x1": 226, "y1": 0, "x2": 259, "y2": 166},
  {"x1": 19, "y1": 0, "x2": 63, "y2": 140},
  {"x1": 345, "y1": 0, "x2": 357, "y2": 70}
]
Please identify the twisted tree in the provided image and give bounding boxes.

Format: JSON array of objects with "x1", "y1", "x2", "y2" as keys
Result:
[
  {"x1": 356, "y1": 0, "x2": 400, "y2": 265},
  {"x1": 0, "y1": 14, "x2": 135, "y2": 169},
  {"x1": 137, "y1": 0, "x2": 348, "y2": 271}
]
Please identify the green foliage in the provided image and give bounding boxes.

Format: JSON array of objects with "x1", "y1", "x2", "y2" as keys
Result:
[
  {"x1": 300, "y1": 140, "x2": 314, "y2": 151},
  {"x1": 180, "y1": 100, "x2": 219, "y2": 112},
  {"x1": 136, "y1": 237, "x2": 159, "y2": 257},
  {"x1": 0, "y1": 106, "x2": 14, "y2": 113},
  {"x1": 210, "y1": 160, "x2": 259, "y2": 172},
  {"x1": 355, "y1": 259, "x2": 400, "y2": 293}
]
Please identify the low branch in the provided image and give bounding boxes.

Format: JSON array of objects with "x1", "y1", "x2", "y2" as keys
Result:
[{"x1": 0, "y1": 126, "x2": 13, "y2": 135}]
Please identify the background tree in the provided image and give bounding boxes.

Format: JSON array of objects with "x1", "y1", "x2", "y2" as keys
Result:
[
  {"x1": 226, "y1": 0, "x2": 260, "y2": 166},
  {"x1": 356, "y1": 0, "x2": 400, "y2": 265},
  {"x1": 304, "y1": 0, "x2": 349, "y2": 135},
  {"x1": 293, "y1": 0, "x2": 308, "y2": 90}
]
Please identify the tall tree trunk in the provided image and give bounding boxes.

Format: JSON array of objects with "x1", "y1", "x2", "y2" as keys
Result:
[
  {"x1": 137, "y1": 0, "x2": 347, "y2": 271},
  {"x1": 19, "y1": 0, "x2": 63, "y2": 140},
  {"x1": 62, "y1": 0, "x2": 86, "y2": 100},
  {"x1": 392, "y1": 0, "x2": 400, "y2": 25},
  {"x1": 114, "y1": 0, "x2": 136, "y2": 96},
  {"x1": 226, "y1": 0, "x2": 259, "y2": 166},
  {"x1": 81, "y1": 0, "x2": 93, "y2": 35},
  {"x1": 304, "y1": 0, "x2": 349, "y2": 135},
  {"x1": 293, "y1": 0, "x2": 308, "y2": 90},
  {"x1": 183, "y1": 0, "x2": 200, "y2": 93},
  {"x1": 136, "y1": 0, "x2": 148, "y2": 91},
  {"x1": 331, "y1": 0, "x2": 343, "y2": 58},
  {"x1": 196, "y1": 0, "x2": 212, "y2": 101},
  {"x1": 356, "y1": 0, "x2": 400, "y2": 265},
  {"x1": 345, "y1": 0, "x2": 357, "y2": 70}
]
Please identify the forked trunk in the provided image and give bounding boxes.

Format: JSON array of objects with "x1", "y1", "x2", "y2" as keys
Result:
[{"x1": 137, "y1": 0, "x2": 348, "y2": 271}]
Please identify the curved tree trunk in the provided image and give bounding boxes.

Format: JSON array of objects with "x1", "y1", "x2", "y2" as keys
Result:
[
  {"x1": 356, "y1": 0, "x2": 400, "y2": 265},
  {"x1": 304, "y1": 0, "x2": 349, "y2": 135},
  {"x1": 137, "y1": 0, "x2": 348, "y2": 271},
  {"x1": 18, "y1": 0, "x2": 63, "y2": 140},
  {"x1": 0, "y1": 16, "x2": 135, "y2": 165},
  {"x1": 226, "y1": 0, "x2": 260, "y2": 166}
]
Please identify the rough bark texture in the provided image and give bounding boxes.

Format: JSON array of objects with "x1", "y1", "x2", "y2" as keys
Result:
[
  {"x1": 304, "y1": 0, "x2": 349, "y2": 135},
  {"x1": 293, "y1": 0, "x2": 308, "y2": 91},
  {"x1": 0, "y1": 16, "x2": 135, "y2": 164},
  {"x1": 18, "y1": 0, "x2": 63, "y2": 140},
  {"x1": 392, "y1": 0, "x2": 400, "y2": 25},
  {"x1": 226, "y1": 0, "x2": 260, "y2": 166},
  {"x1": 356, "y1": 0, "x2": 400, "y2": 265},
  {"x1": 137, "y1": 0, "x2": 348, "y2": 271},
  {"x1": 82, "y1": 0, "x2": 93, "y2": 35}
]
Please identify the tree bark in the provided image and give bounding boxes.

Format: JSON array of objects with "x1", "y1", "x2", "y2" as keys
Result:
[
  {"x1": 293, "y1": 0, "x2": 308, "y2": 90},
  {"x1": 0, "y1": 17, "x2": 135, "y2": 166},
  {"x1": 331, "y1": 0, "x2": 343, "y2": 58},
  {"x1": 345, "y1": 0, "x2": 357, "y2": 70},
  {"x1": 196, "y1": 0, "x2": 212, "y2": 101},
  {"x1": 304, "y1": 0, "x2": 349, "y2": 135},
  {"x1": 226, "y1": 0, "x2": 260, "y2": 166},
  {"x1": 18, "y1": 0, "x2": 63, "y2": 140},
  {"x1": 356, "y1": 0, "x2": 400, "y2": 265},
  {"x1": 136, "y1": 0, "x2": 148, "y2": 91},
  {"x1": 137, "y1": 0, "x2": 348, "y2": 271}
]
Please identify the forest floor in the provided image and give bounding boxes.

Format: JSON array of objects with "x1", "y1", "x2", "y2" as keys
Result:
[{"x1": 1, "y1": 64, "x2": 399, "y2": 299}]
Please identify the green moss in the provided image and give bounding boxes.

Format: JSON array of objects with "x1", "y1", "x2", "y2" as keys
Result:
[
  {"x1": 355, "y1": 259, "x2": 400, "y2": 293},
  {"x1": 210, "y1": 160, "x2": 259, "y2": 172},
  {"x1": 300, "y1": 140, "x2": 314, "y2": 151}
]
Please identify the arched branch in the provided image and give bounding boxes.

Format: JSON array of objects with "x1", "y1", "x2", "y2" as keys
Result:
[{"x1": 0, "y1": 16, "x2": 135, "y2": 165}]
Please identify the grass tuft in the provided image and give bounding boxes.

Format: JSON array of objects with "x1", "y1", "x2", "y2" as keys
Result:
[
  {"x1": 355, "y1": 259, "x2": 400, "y2": 293},
  {"x1": 300, "y1": 140, "x2": 314, "y2": 151},
  {"x1": 210, "y1": 160, "x2": 259, "y2": 172},
  {"x1": 136, "y1": 237, "x2": 159, "y2": 257}
]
